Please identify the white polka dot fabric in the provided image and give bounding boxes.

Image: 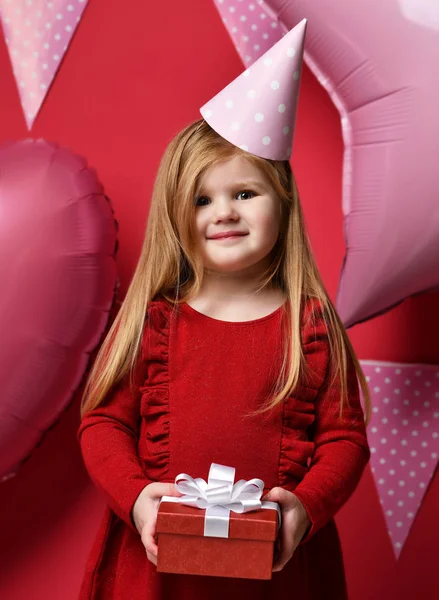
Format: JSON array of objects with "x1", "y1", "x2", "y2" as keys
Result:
[
  {"x1": 0, "y1": 0, "x2": 89, "y2": 130},
  {"x1": 200, "y1": 17, "x2": 307, "y2": 160},
  {"x1": 361, "y1": 360, "x2": 439, "y2": 559}
]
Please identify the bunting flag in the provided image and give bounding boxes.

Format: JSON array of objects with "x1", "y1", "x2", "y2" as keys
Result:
[
  {"x1": 360, "y1": 360, "x2": 439, "y2": 559},
  {"x1": 0, "y1": 0, "x2": 89, "y2": 130},
  {"x1": 213, "y1": 0, "x2": 285, "y2": 66}
]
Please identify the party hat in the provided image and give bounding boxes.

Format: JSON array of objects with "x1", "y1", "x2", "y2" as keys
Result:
[{"x1": 200, "y1": 18, "x2": 307, "y2": 160}]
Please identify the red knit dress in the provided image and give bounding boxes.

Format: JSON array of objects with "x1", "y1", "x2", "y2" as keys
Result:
[{"x1": 77, "y1": 296, "x2": 370, "y2": 600}]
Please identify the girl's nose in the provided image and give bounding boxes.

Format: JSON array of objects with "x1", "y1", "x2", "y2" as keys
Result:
[{"x1": 213, "y1": 197, "x2": 239, "y2": 221}]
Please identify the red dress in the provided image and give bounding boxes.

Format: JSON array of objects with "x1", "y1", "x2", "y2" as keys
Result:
[{"x1": 77, "y1": 296, "x2": 370, "y2": 599}]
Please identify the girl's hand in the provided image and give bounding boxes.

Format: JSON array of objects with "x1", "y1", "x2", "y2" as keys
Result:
[
  {"x1": 132, "y1": 482, "x2": 184, "y2": 566},
  {"x1": 262, "y1": 487, "x2": 311, "y2": 572}
]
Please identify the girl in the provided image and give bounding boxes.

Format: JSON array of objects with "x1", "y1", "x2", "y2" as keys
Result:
[{"x1": 77, "y1": 21, "x2": 371, "y2": 600}]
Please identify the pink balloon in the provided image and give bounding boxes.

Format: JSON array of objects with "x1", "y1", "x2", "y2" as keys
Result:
[
  {"x1": 0, "y1": 139, "x2": 118, "y2": 482},
  {"x1": 214, "y1": 0, "x2": 439, "y2": 327}
]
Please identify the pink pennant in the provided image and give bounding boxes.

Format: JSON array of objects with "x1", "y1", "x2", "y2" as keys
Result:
[
  {"x1": 361, "y1": 361, "x2": 439, "y2": 559},
  {"x1": 0, "y1": 0, "x2": 89, "y2": 130},
  {"x1": 213, "y1": 0, "x2": 285, "y2": 66}
]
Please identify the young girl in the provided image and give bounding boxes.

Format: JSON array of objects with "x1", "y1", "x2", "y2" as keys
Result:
[{"x1": 77, "y1": 21, "x2": 371, "y2": 600}]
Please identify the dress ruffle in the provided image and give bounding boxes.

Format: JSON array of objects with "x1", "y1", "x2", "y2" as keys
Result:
[
  {"x1": 278, "y1": 384, "x2": 319, "y2": 488},
  {"x1": 138, "y1": 298, "x2": 172, "y2": 482},
  {"x1": 278, "y1": 298, "x2": 328, "y2": 489}
]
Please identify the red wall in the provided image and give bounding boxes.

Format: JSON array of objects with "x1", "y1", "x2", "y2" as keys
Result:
[{"x1": 0, "y1": 1, "x2": 438, "y2": 598}]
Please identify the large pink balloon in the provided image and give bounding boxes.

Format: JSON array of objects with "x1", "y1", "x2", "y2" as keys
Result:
[
  {"x1": 0, "y1": 139, "x2": 118, "y2": 482},
  {"x1": 214, "y1": 0, "x2": 439, "y2": 328}
]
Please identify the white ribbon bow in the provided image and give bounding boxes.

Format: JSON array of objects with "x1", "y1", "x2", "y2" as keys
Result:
[{"x1": 160, "y1": 462, "x2": 281, "y2": 538}]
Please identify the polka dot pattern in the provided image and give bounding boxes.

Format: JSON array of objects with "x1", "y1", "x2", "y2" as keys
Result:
[
  {"x1": 200, "y1": 12, "x2": 307, "y2": 160},
  {"x1": 214, "y1": 0, "x2": 294, "y2": 63},
  {"x1": 361, "y1": 360, "x2": 439, "y2": 559},
  {"x1": 216, "y1": 0, "x2": 285, "y2": 66},
  {"x1": 0, "y1": 0, "x2": 88, "y2": 130}
]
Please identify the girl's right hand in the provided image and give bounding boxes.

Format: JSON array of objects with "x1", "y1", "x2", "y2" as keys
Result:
[{"x1": 132, "y1": 482, "x2": 184, "y2": 566}]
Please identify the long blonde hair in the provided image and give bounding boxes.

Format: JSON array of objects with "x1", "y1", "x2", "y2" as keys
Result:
[{"x1": 80, "y1": 119, "x2": 371, "y2": 426}]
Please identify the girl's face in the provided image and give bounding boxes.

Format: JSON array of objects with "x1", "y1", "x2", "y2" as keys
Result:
[{"x1": 193, "y1": 155, "x2": 282, "y2": 275}]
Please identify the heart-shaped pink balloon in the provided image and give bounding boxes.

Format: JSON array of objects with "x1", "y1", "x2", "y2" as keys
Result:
[{"x1": 0, "y1": 139, "x2": 118, "y2": 482}]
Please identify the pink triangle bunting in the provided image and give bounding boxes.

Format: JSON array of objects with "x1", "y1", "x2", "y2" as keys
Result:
[
  {"x1": 0, "y1": 0, "x2": 89, "y2": 130},
  {"x1": 360, "y1": 360, "x2": 439, "y2": 559},
  {"x1": 213, "y1": 0, "x2": 285, "y2": 67}
]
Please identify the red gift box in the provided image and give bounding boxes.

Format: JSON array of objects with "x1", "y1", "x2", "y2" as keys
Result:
[{"x1": 156, "y1": 501, "x2": 279, "y2": 580}]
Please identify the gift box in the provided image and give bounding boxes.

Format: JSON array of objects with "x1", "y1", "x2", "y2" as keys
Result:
[{"x1": 156, "y1": 463, "x2": 281, "y2": 580}]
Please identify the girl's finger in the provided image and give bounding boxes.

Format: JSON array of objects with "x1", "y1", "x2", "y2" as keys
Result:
[
  {"x1": 273, "y1": 512, "x2": 295, "y2": 571},
  {"x1": 146, "y1": 551, "x2": 157, "y2": 566},
  {"x1": 141, "y1": 510, "x2": 159, "y2": 555},
  {"x1": 142, "y1": 530, "x2": 158, "y2": 556},
  {"x1": 263, "y1": 487, "x2": 285, "y2": 505},
  {"x1": 273, "y1": 535, "x2": 281, "y2": 563},
  {"x1": 149, "y1": 482, "x2": 184, "y2": 500}
]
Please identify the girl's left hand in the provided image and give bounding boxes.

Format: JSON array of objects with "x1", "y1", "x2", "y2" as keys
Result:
[{"x1": 261, "y1": 487, "x2": 311, "y2": 572}]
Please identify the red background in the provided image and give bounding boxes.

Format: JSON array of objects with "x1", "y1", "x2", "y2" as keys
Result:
[{"x1": 0, "y1": 1, "x2": 438, "y2": 598}]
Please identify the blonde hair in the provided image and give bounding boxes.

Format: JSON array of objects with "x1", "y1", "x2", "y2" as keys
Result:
[{"x1": 80, "y1": 119, "x2": 371, "y2": 427}]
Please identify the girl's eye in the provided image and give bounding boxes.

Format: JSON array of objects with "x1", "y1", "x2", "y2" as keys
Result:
[
  {"x1": 194, "y1": 190, "x2": 256, "y2": 206},
  {"x1": 194, "y1": 196, "x2": 209, "y2": 207},
  {"x1": 237, "y1": 190, "x2": 255, "y2": 200}
]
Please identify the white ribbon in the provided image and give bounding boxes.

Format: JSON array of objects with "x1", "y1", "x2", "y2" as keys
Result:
[{"x1": 159, "y1": 462, "x2": 281, "y2": 538}]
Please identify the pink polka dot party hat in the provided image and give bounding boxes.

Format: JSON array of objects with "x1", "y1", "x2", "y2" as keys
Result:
[{"x1": 200, "y1": 18, "x2": 307, "y2": 160}]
